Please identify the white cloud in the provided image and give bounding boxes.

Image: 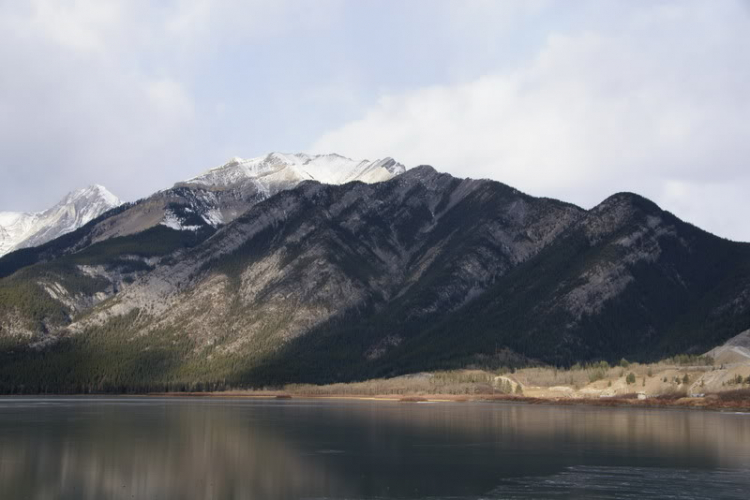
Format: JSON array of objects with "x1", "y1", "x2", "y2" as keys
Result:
[
  {"x1": 0, "y1": 0, "x2": 343, "y2": 210},
  {"x1": 24, "y1": 0, "x2": 124, "y2": 53},
  {"x1": 145, "y1": 79, "x2": 195, "y2": 122},
  {"x1": 0, "y1": 4, "x2": 196, "y2": 208},
  {"x1": 164, "y1": 0, "x2": 342, "y2": 40},
  {"x1": 313, "y1": 1, "x2": 750, "y2": 241}
]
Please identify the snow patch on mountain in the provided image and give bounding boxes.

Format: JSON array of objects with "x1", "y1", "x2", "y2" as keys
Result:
[
  {"x1": 0, "y1": 185, "x2": 122, "y2": 257},
  {"x1": 201, "y1": 208, "x2": 224, "y2": 227},
  {"x1": 161, "y1": 211, "x2": 202, "y2": 232}
]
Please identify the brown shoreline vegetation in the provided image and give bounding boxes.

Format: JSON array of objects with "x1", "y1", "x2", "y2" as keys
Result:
[
  {"x1": 8, "y1": 356, "x2": 747, "y2": 412},
  {"x1": 144, "y1": 360, "x2": 750, "y2": 412}
]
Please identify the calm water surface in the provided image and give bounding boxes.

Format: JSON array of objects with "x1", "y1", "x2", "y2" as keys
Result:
[{"x1": 0, "y1": 397, "x2": 749, "y2": 499}]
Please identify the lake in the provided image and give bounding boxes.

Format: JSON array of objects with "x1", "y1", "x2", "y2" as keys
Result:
[{"x1": 0, "y1": 397, "x2": 749, "y2": 499}]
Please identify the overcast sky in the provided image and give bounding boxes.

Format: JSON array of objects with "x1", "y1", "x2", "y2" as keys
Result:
[{"x1": 1, "y1": 1, "x2": 748, "y2": 241}]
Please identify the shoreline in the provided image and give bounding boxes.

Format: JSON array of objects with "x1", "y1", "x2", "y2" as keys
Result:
[
  {"x1": 141, "y1": 391, "x2": 750, "y2": 412},
  {"x1": 2, "y1": 391, "x2": 749, "y2": 412}
]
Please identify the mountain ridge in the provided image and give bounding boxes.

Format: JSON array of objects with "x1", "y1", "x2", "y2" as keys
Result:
[
  {"x1": 0, "y1": 153, "x2": 407, "y2": 276},
  {"x1": 180, "y1": 152, "x2": 406, "y2": 190}
]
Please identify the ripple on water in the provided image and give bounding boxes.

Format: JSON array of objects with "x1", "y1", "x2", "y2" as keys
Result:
[
  {"x1": 488, "y1": 465, "x2": 750, "y2": 499},
  {"x1": 303, "y1": 467, "x2": 750, "y2": 500}
]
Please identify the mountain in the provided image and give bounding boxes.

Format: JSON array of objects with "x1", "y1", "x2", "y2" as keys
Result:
[
  {"x1": 0, "y1": 153, "x2": 405, "y2": 279},
  {"x1": 0, "y1": 161, "x2": 748, "y2": 393},
  {"x1": 0, "y1": 185, "x2": 121, "y2": 257}
]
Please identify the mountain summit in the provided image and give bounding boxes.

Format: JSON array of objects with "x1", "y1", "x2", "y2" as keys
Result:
[
  {"x1": 181, "y1": 152, "x2": 406, "y2": 190},
  {"x1": 0, "y1": 185, "x2": 121, "y2": 257}
]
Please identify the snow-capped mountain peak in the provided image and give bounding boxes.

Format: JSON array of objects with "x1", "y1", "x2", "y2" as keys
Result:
[
  {"x1": 152, "y1": 152, "x2": 406, "y2": 234},
  {"x1": 60, "y1": 184, "x2": 121, "y2": 208},
  {"x1": 0, "y1": 185, "x2": 122, "y2": 257},
  {"x1": 0, "y1": 154, "x2": 404, "y2": 253},
  {"x1": 182, "y1": 152, "x2": 406, "y2": 189}
]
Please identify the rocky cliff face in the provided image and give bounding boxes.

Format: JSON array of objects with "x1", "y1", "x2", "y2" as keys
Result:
[{"x1": 0, "y1": 163, "x2": 748, "y2": 391}]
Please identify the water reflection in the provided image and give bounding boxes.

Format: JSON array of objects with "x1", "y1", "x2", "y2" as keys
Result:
[{"x1": 0, "y1": 398, "x2": 748, "y2": 499}]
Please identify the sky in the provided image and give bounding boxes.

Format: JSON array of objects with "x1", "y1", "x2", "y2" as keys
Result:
[{"x1": 0, "y1": 0, "x2": 748, "y2": 241}]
